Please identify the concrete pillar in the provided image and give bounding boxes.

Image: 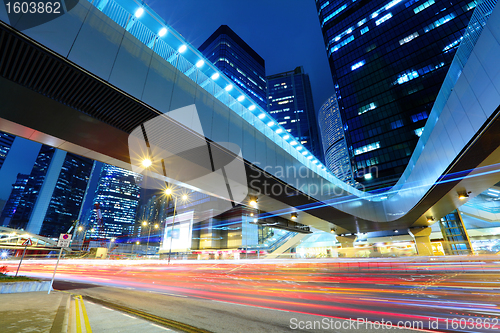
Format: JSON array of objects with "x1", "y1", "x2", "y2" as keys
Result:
[
  {"x1": 336, "y1": 235, "x2": 357, "y2": 257},
  {"x1": 409, "y1": 227, "x2": 432, "y2": 256}
]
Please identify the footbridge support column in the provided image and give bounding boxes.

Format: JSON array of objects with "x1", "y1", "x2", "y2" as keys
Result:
[
  {"x1": 409, "y1": 227, "x2": 432, "y2": 256},
  {"x1": 336, "y1": 235, "x2": 357, "y2": 257}
]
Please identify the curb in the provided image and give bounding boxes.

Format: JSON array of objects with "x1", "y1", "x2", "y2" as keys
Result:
[
  {"x1": 0, "y1": 281, "x2": 51, "y2": 293},
  {"x1": 50, "y1": 292, "x2": 71, "y2": 333}
]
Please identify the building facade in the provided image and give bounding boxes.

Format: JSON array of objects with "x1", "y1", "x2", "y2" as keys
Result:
[
  {"x1": 4, "y1": 145, "x2": 92, "y2": 237},
  {"x1": 199, "y1": 25, "x2": 268, "y2": 110},
  {"x1": 318, "y1": 94, "x2": 353, "y2": 184},
  {"x1": 267, "y1": 66, "x2": 323, "y2": 161},
  {"x1": 0, "y1": 131, "x2": 15, "y2": 170},
  {"x1": 316, "y1": 0, "x2": 475, "y2": 187},
  {"x1": 87, "y1": 164, "x2": 142, "y2": 239}
]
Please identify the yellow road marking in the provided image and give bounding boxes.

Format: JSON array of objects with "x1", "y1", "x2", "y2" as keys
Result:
[
  {"x1": 75, "y1": 295, "x2": 92, "y2": 333},
  {"x1": 75, "y1": 296, "x2": 81, "y2": 333}
]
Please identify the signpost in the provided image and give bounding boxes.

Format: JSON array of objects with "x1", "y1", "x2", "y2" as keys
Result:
[
  {"x1": 15, "y1": 238, "x2": 32, "y2": 277},
  {"x1": 48, "y1": 234, "x2": 72, "y2": 294}
]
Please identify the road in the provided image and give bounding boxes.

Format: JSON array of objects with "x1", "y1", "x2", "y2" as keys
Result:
[{"x1": 3, "y1": 257, "x2": 500, "y2": 332}]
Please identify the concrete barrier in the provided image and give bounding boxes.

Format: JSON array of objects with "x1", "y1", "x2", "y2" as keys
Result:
[{"x1": 0, "y1": 281, "x2": 51, "y2": 294}]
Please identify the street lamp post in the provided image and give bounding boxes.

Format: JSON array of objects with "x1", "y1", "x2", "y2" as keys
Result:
[{"x1": 164, "y1": 190, "x2": 188, "y2": 264}]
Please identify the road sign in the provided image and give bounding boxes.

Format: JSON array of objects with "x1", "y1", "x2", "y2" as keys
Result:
[
  {"x1": 57, "y1": 233, "x2": 72, "y2": 248},
  {"x1": 22, "y1": 238, "x2": 32, "y2": 246}
]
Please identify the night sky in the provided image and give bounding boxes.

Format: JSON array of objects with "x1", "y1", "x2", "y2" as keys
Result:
[{"x1": 146, "y1": 0, "x2": 334, "y2": 113}]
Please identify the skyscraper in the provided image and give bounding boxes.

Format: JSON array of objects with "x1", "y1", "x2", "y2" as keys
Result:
[
  {"x1": 0, "y1": 131, "x2": 15, "y2": 170},
  {"x1": 87, "y1": 164, "x2": 142, "y2": 239},
  {"x1": 318, "y1": 94, "x2": 353, "y2": 184},
  {"x1": 267, "y1": 66, "x2": 323, "y2": 161},
  {"x1": 5, "y1": 145, "x2": 93, "y2": 237},
  {"x1": 317, "y1": 0, "x2": 475, "y2": 187},
  {"x1": 199, "y1": 25, "x2": 268, "y2": 110},
  {"x1": 0, "y1": 173, "x2": 29, "y2": 227}
]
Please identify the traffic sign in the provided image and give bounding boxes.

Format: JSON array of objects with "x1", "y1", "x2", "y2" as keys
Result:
[
  {"x1": 22, "y1": 238, "x2": 32, "y2": 246},
  {"x1": 57, "y1": 233, "x2": 72, "y2": 248}
]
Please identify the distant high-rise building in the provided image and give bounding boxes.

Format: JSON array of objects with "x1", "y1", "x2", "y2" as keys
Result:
[
  {"x1": 6, "y1": 145, "x2": 92, "y2": 236},
  {"x1": 88, "y1": 164, "x2": 142, "y2": 239},
  {"x1": 40, "y1": 154, "x2": 93, "y2": 236},
  {"x1": 318, "y1": 94, "x2": 353, "y2": 184},
  {"x1": 0, "y1": 131, "x2": 15, "y2": 170},
  {"x1": 199, "y1": 25, "x2": 267, "y2": 110},
  {"x1": 267, "y1": 66, "x2": 323, "y2": 161},
  {"x1": 316, "y1": 0, "x2": 475, "y2": 187},
  {"x1": 0, "y1": 173, "x2": 29, "y2": 226}
]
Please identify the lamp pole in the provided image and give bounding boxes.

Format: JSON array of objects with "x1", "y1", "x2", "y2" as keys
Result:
[{"x1": 168, "y1": 196, "x2": 178, "y2": 265}]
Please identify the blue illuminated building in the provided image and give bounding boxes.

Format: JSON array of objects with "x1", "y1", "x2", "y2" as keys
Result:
[
  {"x1": 3, "y1": 145, "x2": 92, "y2": 237},
  {"x1": 87, "y1": 164, "x2": 142, "y2": 239},
  {"x1": 199, "y1": 25, "x2": 268, "y2": 110},
  {"x1": 318, "y1": 94, "x2": 353, "y2": 184},
  {"x1": 317, "y1": 0, "x2": 475, "y2": 187},
  {"x1": 267, "y1": 67, "x2": 323, "y2": 162},
  {"x1": 0, "y1": 131, "x2": 15, "y2": 170}
]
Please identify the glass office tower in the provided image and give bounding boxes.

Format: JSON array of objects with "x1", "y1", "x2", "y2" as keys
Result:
[
  {"x1": 318, "y1": 94, "x2": 353, "y2": 184},
  {"x1": 0, "y1": 131, "x2": 15, "y2": 170},
  {"x1": 88, "y1": 164, "x2": 142, "y2": 239},
  {"x1": 199, "y1": 25, "x2": 268, "y2": 110},
  {"x1": 317, "y1": 0, "x2": 475, "y2": 188},
  {"x1": 5, "y1": 145, "x2": 92, "y2": 237},
  {"x1": 267, "y1": 67, "x2": 323, "y2": 162}
]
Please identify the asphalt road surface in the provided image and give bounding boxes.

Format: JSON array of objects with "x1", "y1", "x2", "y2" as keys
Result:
[{"x1": 4, "y1": 257, "x2": 500, "y2": 332}]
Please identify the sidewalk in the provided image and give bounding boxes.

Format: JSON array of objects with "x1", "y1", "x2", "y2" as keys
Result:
[
  {"x1": 0, "y1": 291, "x2": 69, "y2": 333},
  {"x1": 70, "y1": 296, "x2": 175, "y2": 332}
]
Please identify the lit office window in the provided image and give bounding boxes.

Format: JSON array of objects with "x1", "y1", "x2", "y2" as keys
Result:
[
  {"x1": 396, "y1": 70, "x2": 419, "y2": 84},
  {"x1": 375, "y1": 13, "x2": 393, "y2": 25},
  {"x1": 351, "y1": 60, "x2": 365, "y2": 71},
  {"x1": 399, "y1": 32, "x2": 419, "y2": 45},
  {"x1": 322, "y1": 4, "x2": 347, "y2": 25},
  {"x1": 360, "y1": 26, "x2": 370, "y2": 35},
  {"x1": 358, "y1": 102, "x2": 377, "y2": 115},
  {"x1": 424, "y1": 14, "x2": 455, "y2": 32},
  {"x1": 414, "y1": 0, "x2": 435, "y2": 14},
  {"x1": 414, "y1": 127, "x2": 425, "y2": 137},
  {"x1": 354, "y1": 142, "x2": 381, "y2": 156}
]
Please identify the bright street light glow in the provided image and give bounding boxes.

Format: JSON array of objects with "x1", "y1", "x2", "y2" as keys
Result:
[
  {"x1": 78, "y1": 226, "x2": 83, "y2": 231},
  {"x1": 182, "y1": 194, "x2": 188, "y2": 201},
  {"x1": 142, "y1": 159, "x2": 152, "y2": 167},
  {"x1": 111, "y1": 238, "x2": 115, "y2": 242},
  {"x1": 136, "y1": 241, "x2": 140, "y2": 245},
  {"x1": 267, "y1": 121, "x2": 274, "y2": 126},
  {"x1": 164, "y1": 188, "x2": 172, "y2": 195},
  {"x1": 237, "y1": 95, "x2": 245, "y2": 102},
  {"x1": 196, "y1": 60, "x2": 204, "y2": 68},
  {"x1": 211, "y1": 73, "x2": 219, "y2": 80},
  {"x1": 134, "y1": 7, "x2": 144, "y2": 18},
  {"x1": 225, "y1": 84, "x2": 233, "y2": 92},
  {"x1": 248, "y1": 105, "x2": 256, "y2": 111},
  {"x1": 158, "y1": 27, "x2": 167, "y2": 37},
  {"x1": 154, "y1": 224, "x2": 159, "y2": 229},
  {"x1": 249, "y1": 200, "x2": 257, "y2": 207},
  {"x1": 276, "y1": 128, "x2": 283, "y2": 133},
  {"x1": 258, "y1": 114, "x2": 265, "y2": 119},
  {"x1": 1, "y1": 252, "x2": 7, "y2": 258},
  {"x1": 178, "y1": 44, "x2": 187, "y2": 53},
  {"x1": 142, "y1": 221, "x2": 148, "y2": 226}
]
